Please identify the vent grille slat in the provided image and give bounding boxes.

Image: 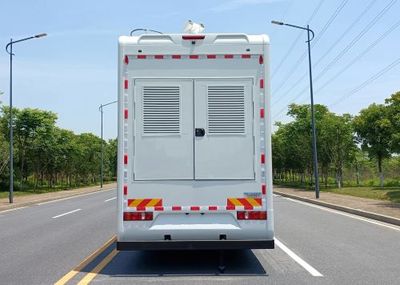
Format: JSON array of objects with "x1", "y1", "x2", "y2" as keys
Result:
[
  {"x1": 143, "y1": 86, "x2": 180, "y2": 134},
  {"x1": 207, "y1": 86, "x2": 245, "y2": 134}
]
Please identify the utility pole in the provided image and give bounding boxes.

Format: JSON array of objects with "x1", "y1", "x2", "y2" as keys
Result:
[
  {"x1": 5, "y1": 33, "x2": 47, "y2": 203},
  {"x1": 271, "y1": 20, "x2": 320, "y2": 198},
  {"x1": 99, "y1": 100, "x2": 117, "y2": 188}
]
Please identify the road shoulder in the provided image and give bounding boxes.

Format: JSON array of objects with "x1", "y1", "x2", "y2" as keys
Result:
[
  {"x1": 0, "y1": 183, "x2": 116, "y2": 212},
  {"x1": 274, "y1": 186, "x2": 400, "y2": 226}
]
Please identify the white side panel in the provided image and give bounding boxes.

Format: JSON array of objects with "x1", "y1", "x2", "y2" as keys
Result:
[
  {"x1": 194, "y1": 79, "x2": 254, "y2": 179},
  {"x1": 133, "y1": 79, "x2": 193, "y2": 180}
]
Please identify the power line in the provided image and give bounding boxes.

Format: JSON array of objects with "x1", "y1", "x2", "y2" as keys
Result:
[
  {"x1": 272, "y1": 0, "x2": 348, "y2": 95},
  {"x1": 271, "y1": 0, "x2": 325, "y2": 80},
  {"x1": 271, "y1": 32, "x2": 303, "y2": 80},
  {"x1": 275, "y1": 0, "x2": 349, "y2": 100},
  {"x1": 313, "y1": 0, "x2": 377, "y2": 67},
  {"x1": 273, "y1": 0, "x2": 377, "y2": 105},
  {"x1": 313, "y1": 0, "x2": 397, "y2": 83},
  {"x1": 330, "y1": 56, "x2": 400, "y2": 107},
  {"x1": 316, "y1": 17, "x2": 400, "y2": 94},
  {"x1": 273, "y1": 0, "x2": 398, "y2": 120}
]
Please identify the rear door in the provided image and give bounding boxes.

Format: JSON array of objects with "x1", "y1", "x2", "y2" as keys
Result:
[
  {"x1": 133, "y1": 79, "x2": 193, "y2": 180},
  {"x1": 194, "y1": 79, "x2": 254, "y2": 179}
]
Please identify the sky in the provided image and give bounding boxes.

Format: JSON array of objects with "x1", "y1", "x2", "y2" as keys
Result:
[{"x1": 0, "y1": 0, "x2": 399, "y2": 139}]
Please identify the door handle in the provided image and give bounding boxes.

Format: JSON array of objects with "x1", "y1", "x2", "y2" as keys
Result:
[{"x1": 195, "y1": 128, "x2": 205, "y2": 137}]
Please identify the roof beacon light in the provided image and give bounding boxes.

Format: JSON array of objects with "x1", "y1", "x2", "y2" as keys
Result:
[{"x1": 183, "y1": 20, "x2": 205, "y2": 34}]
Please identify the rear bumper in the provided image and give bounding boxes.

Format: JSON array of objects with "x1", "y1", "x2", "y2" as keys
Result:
[{"x1": 117, "y1": 239, "x2": 274, "y2": 250}]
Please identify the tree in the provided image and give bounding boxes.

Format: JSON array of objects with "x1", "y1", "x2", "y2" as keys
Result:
[
  {"x1": 319, "y1": 113, "x2": 356, "y2": 188},
  {"x1": 385, "y1": 91, "x2": 400, "y2": 154},
  {"x1": 0, "y1": 93, "x2": 9, "y2": 182},
  {"x1": 353, "y1": 104, "x2": 392, "y2": 187},
  {"x1": 0, "y1": 105, "x2": 115, "y2": 190},
  {"x1": 105, "y1": 138, "x2": 118, "y2": 180},
  {"x1": 0, "y1": 107, "x2": 57, "y2": 188}
]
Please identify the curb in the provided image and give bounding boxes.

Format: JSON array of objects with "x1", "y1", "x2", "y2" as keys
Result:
[
  {"x1": 0, "y1": 184, "x2": 116, "y2": 213},
  {"x1": 274, "y1": 190, "x2": 400, "y2": 227}
]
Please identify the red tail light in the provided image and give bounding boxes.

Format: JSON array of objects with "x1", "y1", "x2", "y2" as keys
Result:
[
  {"x1": 182, "y1": 35, "x2": 205, "y2": 40},
  {"x1": 123, "y1": 212, "x2": 153, "y2": 221},
  {"x1": 237, "y1": 211, "x2": 267, "y2": 220}
]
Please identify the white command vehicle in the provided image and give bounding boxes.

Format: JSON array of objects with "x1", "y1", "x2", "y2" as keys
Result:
[{"x1": 117, "y1": 33, "x2": 274, "y2": 250}]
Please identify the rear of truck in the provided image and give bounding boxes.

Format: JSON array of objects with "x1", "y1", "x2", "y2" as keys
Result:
[{"x1": 117, "y1": 33, "x2": 274, "y2": 250}]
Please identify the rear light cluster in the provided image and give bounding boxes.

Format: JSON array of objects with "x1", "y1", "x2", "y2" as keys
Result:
[
  {"x1": 237, "y1": 211, "x2": 267, "y2": 220},
  {"x1": 123, "y1": 212, "x2": 153, "y2": 221},
  {"x1": 182, "y1": 35, "x2": 205, "y2": 40}
]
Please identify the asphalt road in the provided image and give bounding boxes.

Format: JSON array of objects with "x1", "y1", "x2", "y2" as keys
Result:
[{"x1": 0, "y1": 189, "x2": 399, "y2": 285}]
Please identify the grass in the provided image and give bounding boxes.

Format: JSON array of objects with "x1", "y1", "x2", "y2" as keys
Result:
[
  {"x1": 274, "y1": 181, "x2": 400, "y2": 203},
  {"x1": 0, "y1": 181, "x2": 116, "y2": 200},
  {"x1": 323, "y1": 187, "x2": 400, "y2": 203}
]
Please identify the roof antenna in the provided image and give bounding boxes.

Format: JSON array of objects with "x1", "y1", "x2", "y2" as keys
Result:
[{"x1": 130, "y1": 28, "x2": 163, "y2": 36}]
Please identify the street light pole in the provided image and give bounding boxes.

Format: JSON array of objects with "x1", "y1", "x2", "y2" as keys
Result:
[
  {"x1": 271, "y1": 20, "x2": 320, "y2": 198},
  {"x1": 5, "y1": 33, "x2": 47, "y2": 204},
  {"x1": 8, "y1": 39, "x2": 14, "y2": 204},
  {"x1": 99, "y1": 100, "x2": 117, "y2": 188}
]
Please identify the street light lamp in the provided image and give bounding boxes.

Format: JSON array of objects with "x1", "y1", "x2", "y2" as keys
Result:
[
  {"x1": 271, "y1": 20, "x2": 320, "y2": 199},
  {"x1": 5, "y1": 33, "x2": 47, "y2": 204},
  {"x1": 99, "y1": 100, "x2": 117, "y2": 188}
]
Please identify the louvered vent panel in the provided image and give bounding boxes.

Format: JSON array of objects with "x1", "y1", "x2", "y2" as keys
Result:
[
  {"x1": 207, "y1": 86, "x2": 245, "y2": 134},
  {"x1": 143, "y1": 86, "x2": 180, "y2": 134}
]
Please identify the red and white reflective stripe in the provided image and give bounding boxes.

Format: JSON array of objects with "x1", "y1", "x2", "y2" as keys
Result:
[
  {"x1": 126, "y1": 205, "x2": 234, "y2": 212},
  {"x1": 259, "y1": 53, "x2": 267, "y2": 200},
  {"x1": 127, "y1": 54, "x2": 258, "y2": 60},
  {"x1": 262, "y1": 184, "x2": 266, "y2": 195},
  {"x1": 122, "y1": 56, "x2": 130, "y2": 199}
]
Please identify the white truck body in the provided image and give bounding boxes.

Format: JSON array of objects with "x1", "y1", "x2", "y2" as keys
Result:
[{"x1": 117, "y1": 33, "x2": 274, "y2": 250}]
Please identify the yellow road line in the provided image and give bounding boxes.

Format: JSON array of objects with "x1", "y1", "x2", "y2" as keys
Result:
[
  {"x1": 54, "y1": 235, "x2": 116, "y2": 285},
  {"x1": 77, "y1": 249, "x2": 118, "y2": 285}
]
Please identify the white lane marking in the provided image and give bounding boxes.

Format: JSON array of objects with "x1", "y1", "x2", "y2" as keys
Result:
[
  {"x1": 282, "y1": 196, "x2": 400, "y2": 232},
  {"x1": 275, "y1": 238, "x2": 323, "y2": 277},
  {"x1": 52, "y1": 208, "x2": 82, "y2": 219},
  {"x1": 0, "y1": 206, "x2": 27, "y2": 214},
  {"x1": 104, "y1": 197, "x2": 116, "y2": 202},
  {"x1": 37, "y1": 188, "x2": 115, "y2": 205}
]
